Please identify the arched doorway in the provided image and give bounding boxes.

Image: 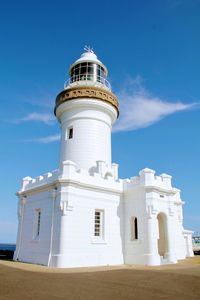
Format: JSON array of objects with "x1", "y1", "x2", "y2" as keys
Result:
[{"x1": 157, "y1": 213, "x2": 168, "y2": 257}]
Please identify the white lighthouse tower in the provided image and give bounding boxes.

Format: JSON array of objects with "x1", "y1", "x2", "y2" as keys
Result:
[
  {"x1": 55, "y1": 47, "x2": 119, "y2": 171},
  {"x1": 14, "y1": 48, "x2": 193, "y2": 268}
]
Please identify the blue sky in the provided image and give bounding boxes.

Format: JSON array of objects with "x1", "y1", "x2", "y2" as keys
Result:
[{"x1": 0, "y1": 0, "x2": 200, "y2": 243}]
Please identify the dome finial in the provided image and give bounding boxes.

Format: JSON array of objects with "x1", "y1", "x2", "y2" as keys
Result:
[{"x1": 84, "y1": 45, "x2": 94, "y2": 54}]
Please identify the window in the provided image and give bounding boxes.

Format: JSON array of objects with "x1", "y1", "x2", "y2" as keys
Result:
[
  {"x1": 37, "y1": 210, "x2": 41, "y2": 236},
  {"x1": 131, "y1": 217, "x2": 138, "y2": 240},
  {"x1": 94, "y1": 210, "x2": 104, "y2": 238},
  {"x1": 33, "y1": 209, "x2": 41, "y2": 239},
  {"x1": 68, "y1": 127, "x2": 73, "y2": 139},
  {"x1": 70, "y1": 62, "x2": 106, "y2": 84}
]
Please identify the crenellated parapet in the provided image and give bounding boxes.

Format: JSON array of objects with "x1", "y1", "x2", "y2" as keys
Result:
[
  {"x1": 124, "y1": 168, "x2": 180, "y2": 195},
  {"x1": 19, "y1": 160, "x2": 122, "y2": 194},
  {"x1": 139, "y1": 168, "x2": 172, "y2": 189},
  {"x1": 19, "y1": 165, "x2": 184, "y2": 201},
  {"x1": 20, "y1": 170, "x2": 60, "y2": 192}
]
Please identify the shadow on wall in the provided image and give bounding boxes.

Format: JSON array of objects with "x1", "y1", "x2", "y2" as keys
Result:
[{"x1": 117, "y1": 195, "x2": 124, "y2": 261}]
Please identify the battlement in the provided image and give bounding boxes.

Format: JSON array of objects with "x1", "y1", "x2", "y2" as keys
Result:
[
  {"x1": 20, "y1": 160, "x2": 122, "y2": 193},
  {"x1": 21, "y1": 169, "x2": 59, "y2": 191},
  {"x1": 124, "y1": 168, "x2": 179, "y2": 193},
  {"x1": 20, "y1": 165, "x2": 180, "y2": 196}
]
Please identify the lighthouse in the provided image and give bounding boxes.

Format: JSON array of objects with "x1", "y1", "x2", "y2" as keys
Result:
[
  {"x1": 55, "y1": 47, "x2": 119, "y2": 171},
  {"x1": 14, "y1": 48, "x2": 193, "y2": 268}
]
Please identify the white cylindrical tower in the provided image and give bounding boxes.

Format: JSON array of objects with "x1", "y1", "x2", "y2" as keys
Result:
[{"x1": 55, "y1": 48, "x2": 119, "y2": 171}]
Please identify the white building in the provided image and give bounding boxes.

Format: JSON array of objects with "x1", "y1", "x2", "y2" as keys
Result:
[{"x1": 14, "y1": 48, "x2": 193, "y2": 267}]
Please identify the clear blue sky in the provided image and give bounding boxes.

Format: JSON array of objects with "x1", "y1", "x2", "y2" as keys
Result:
[{"x1": 0, "y1": 0, "x2": 200, "y2": 243}]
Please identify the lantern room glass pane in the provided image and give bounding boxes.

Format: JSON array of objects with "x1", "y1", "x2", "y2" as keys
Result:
[
  {"x1": 80, "y1": 64, "x2": 87, "y2": 75},
  {"x1": 70, "y1": 62, "x2": 107, "y2": 85},
  {"x1": 87, "y1": 63, "x2": 93, "y2": 74}
]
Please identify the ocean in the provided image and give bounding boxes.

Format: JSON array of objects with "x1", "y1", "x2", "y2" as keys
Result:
[{"x1": 0, "y1": 244, "x2": 16, "y2": 251}]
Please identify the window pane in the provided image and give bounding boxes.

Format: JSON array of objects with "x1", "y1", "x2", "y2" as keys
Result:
[
  {"x1": 97, "y1": 65, "x2": 101, "y2": 76},
  {"x1": 80, "y1": 65, "x2": 87, "y2": 75},
  {"x1": 87, "y1": 74, "x2": 94, "y2": 81},
  {"x1": 134, "y1": 218, "x2": 138, "y2": 239},
  {"x1": 34, "y1": 209, "x2": 41, "y2": 238},
  {"x1": 94, "y1": 210, "x2": 103, "y2": 237},
  {"x1": 70, "y1": 67, "x2": 75, "y2": 77},
  {"x1": 131, "y1": 217, "x2": 138, "y2": 240},
  {"x1": 37, "y1": 211, "x2": 41, "y2": 236},
  {"x1": 87, "y1": 67, "x2": 93, "y2": 74},
  {"x1": 68, "y1": 127, "x2": 73, "y2": 139},
  {"x1": 74, "y1": 68, "x2": 80, "y2": 76}
]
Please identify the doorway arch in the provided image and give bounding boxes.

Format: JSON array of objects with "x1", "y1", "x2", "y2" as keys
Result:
[{"x1": 157, "y1": 213, "x2": 168, "y2": 257}]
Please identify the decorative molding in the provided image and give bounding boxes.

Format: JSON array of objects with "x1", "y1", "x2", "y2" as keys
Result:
[
  {"x1": 17, "y1": 196, "x2": 27, "y2": 219},
  {"x1": 21, "y1": 196, "x2": 27, "y2": 205},
  {"x1": 51, "y1": 188, "x2": 57, "y2": 199},
  {"x1": 168, "y1": 207, "x2": 174, "y2": 216},
  {"x1": 17, "y1": 203, "x2": 22, "y2": 219},
  {"x1": 91, "y1": 238, "x2": 107, "y2": 244},
  {"x1": 54, "y1": 86, "x2": 119, "y2": 115},
  {"x1": 16, "y1": 177, "x2": 123, "y2": 197},
  {"x1": 60, "y1": 201, "x2": 73, "y2": 216},
  {"x1": 147, "y1": 205, "x2": 157, "y2": 219}
]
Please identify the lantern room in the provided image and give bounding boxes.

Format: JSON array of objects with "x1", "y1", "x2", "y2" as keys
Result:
[{"x1": 64, "y1": 46, "x2": 111, "y2": 90}]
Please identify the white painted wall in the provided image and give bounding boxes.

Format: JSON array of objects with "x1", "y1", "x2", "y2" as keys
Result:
[
  {"x1": 15, "y1": 160, "x2": 124, "y2": 268},
  {"x1": 123, "y1": 168, "x2": 192, "y2": 266},
  {"x1": 56, "y1": 99, "x2": 117, "y2": 171},
  {"x1": 14, "y1": 189, "x2": 54, "y2": 265},
  {"x1": 50, "y1": 185, "x2": 124, "y2": 268},
  {"x1": 14, "y1": 163, "x2": 194, "y2": 268}
]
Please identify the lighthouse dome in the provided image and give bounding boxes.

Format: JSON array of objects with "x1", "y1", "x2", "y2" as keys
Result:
[{"x1": 64, "y1": 47, "x2": 110, "y2": 90}]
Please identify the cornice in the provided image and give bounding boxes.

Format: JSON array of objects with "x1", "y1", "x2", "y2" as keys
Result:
[
  {"x1": 54, "y1": 86, "x2": 119, "y2": 116},
  {"x1": 17, "y1": 178, "x2": 123, "y2": 197}
]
